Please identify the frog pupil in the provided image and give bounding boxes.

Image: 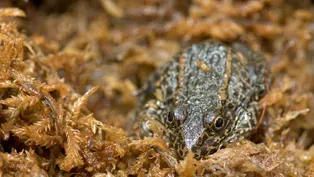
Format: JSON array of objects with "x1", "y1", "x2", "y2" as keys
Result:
[
  {"x1": 215, "y1": 118, "x2": 224, "y2": 128},
  {"x1": 168, "y1": 111, "x2": 174, "y2": 122}
]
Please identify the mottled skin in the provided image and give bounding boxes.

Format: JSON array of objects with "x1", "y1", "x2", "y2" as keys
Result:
[{"x1": 137, "y1": 41, "x2": 267, "y2": 159}]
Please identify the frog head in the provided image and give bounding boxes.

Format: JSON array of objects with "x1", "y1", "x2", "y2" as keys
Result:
[{"x1": 165, "y1": 104, "x2": 256, "y2": 159}]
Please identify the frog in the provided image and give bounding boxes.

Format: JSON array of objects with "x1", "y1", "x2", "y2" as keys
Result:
[{"x1": 136, "y1": 40, "x2": 267, "y2": 159}]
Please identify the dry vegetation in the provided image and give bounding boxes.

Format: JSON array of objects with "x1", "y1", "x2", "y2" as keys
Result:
[{"x1": 0, "y1": 0, "x2": 313, "y2": 176}]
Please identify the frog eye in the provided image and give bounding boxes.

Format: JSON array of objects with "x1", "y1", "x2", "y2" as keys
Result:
[
  {"x1": 214, "y1": 116, "x2": 224, "y2": 130},
  {"x1": 204, "y1": 112, "x2": 225, "y2": 130},
  {"x1": 167, "y1": 111, "x2": 174, "y2": 122}
]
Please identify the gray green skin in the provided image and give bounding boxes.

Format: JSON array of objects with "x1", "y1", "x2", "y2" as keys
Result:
[{"x1": 137, "y1": 41, "x2": 267, "y2": 159}]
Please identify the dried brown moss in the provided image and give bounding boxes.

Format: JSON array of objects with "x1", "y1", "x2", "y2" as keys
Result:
[{"x1": 0, "y1": 0, "x2": 314, "y2": 176}]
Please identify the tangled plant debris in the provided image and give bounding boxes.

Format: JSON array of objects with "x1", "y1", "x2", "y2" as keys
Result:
[{"x1": 0, "y1": 0, "x2": 314, "y2": 176}]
